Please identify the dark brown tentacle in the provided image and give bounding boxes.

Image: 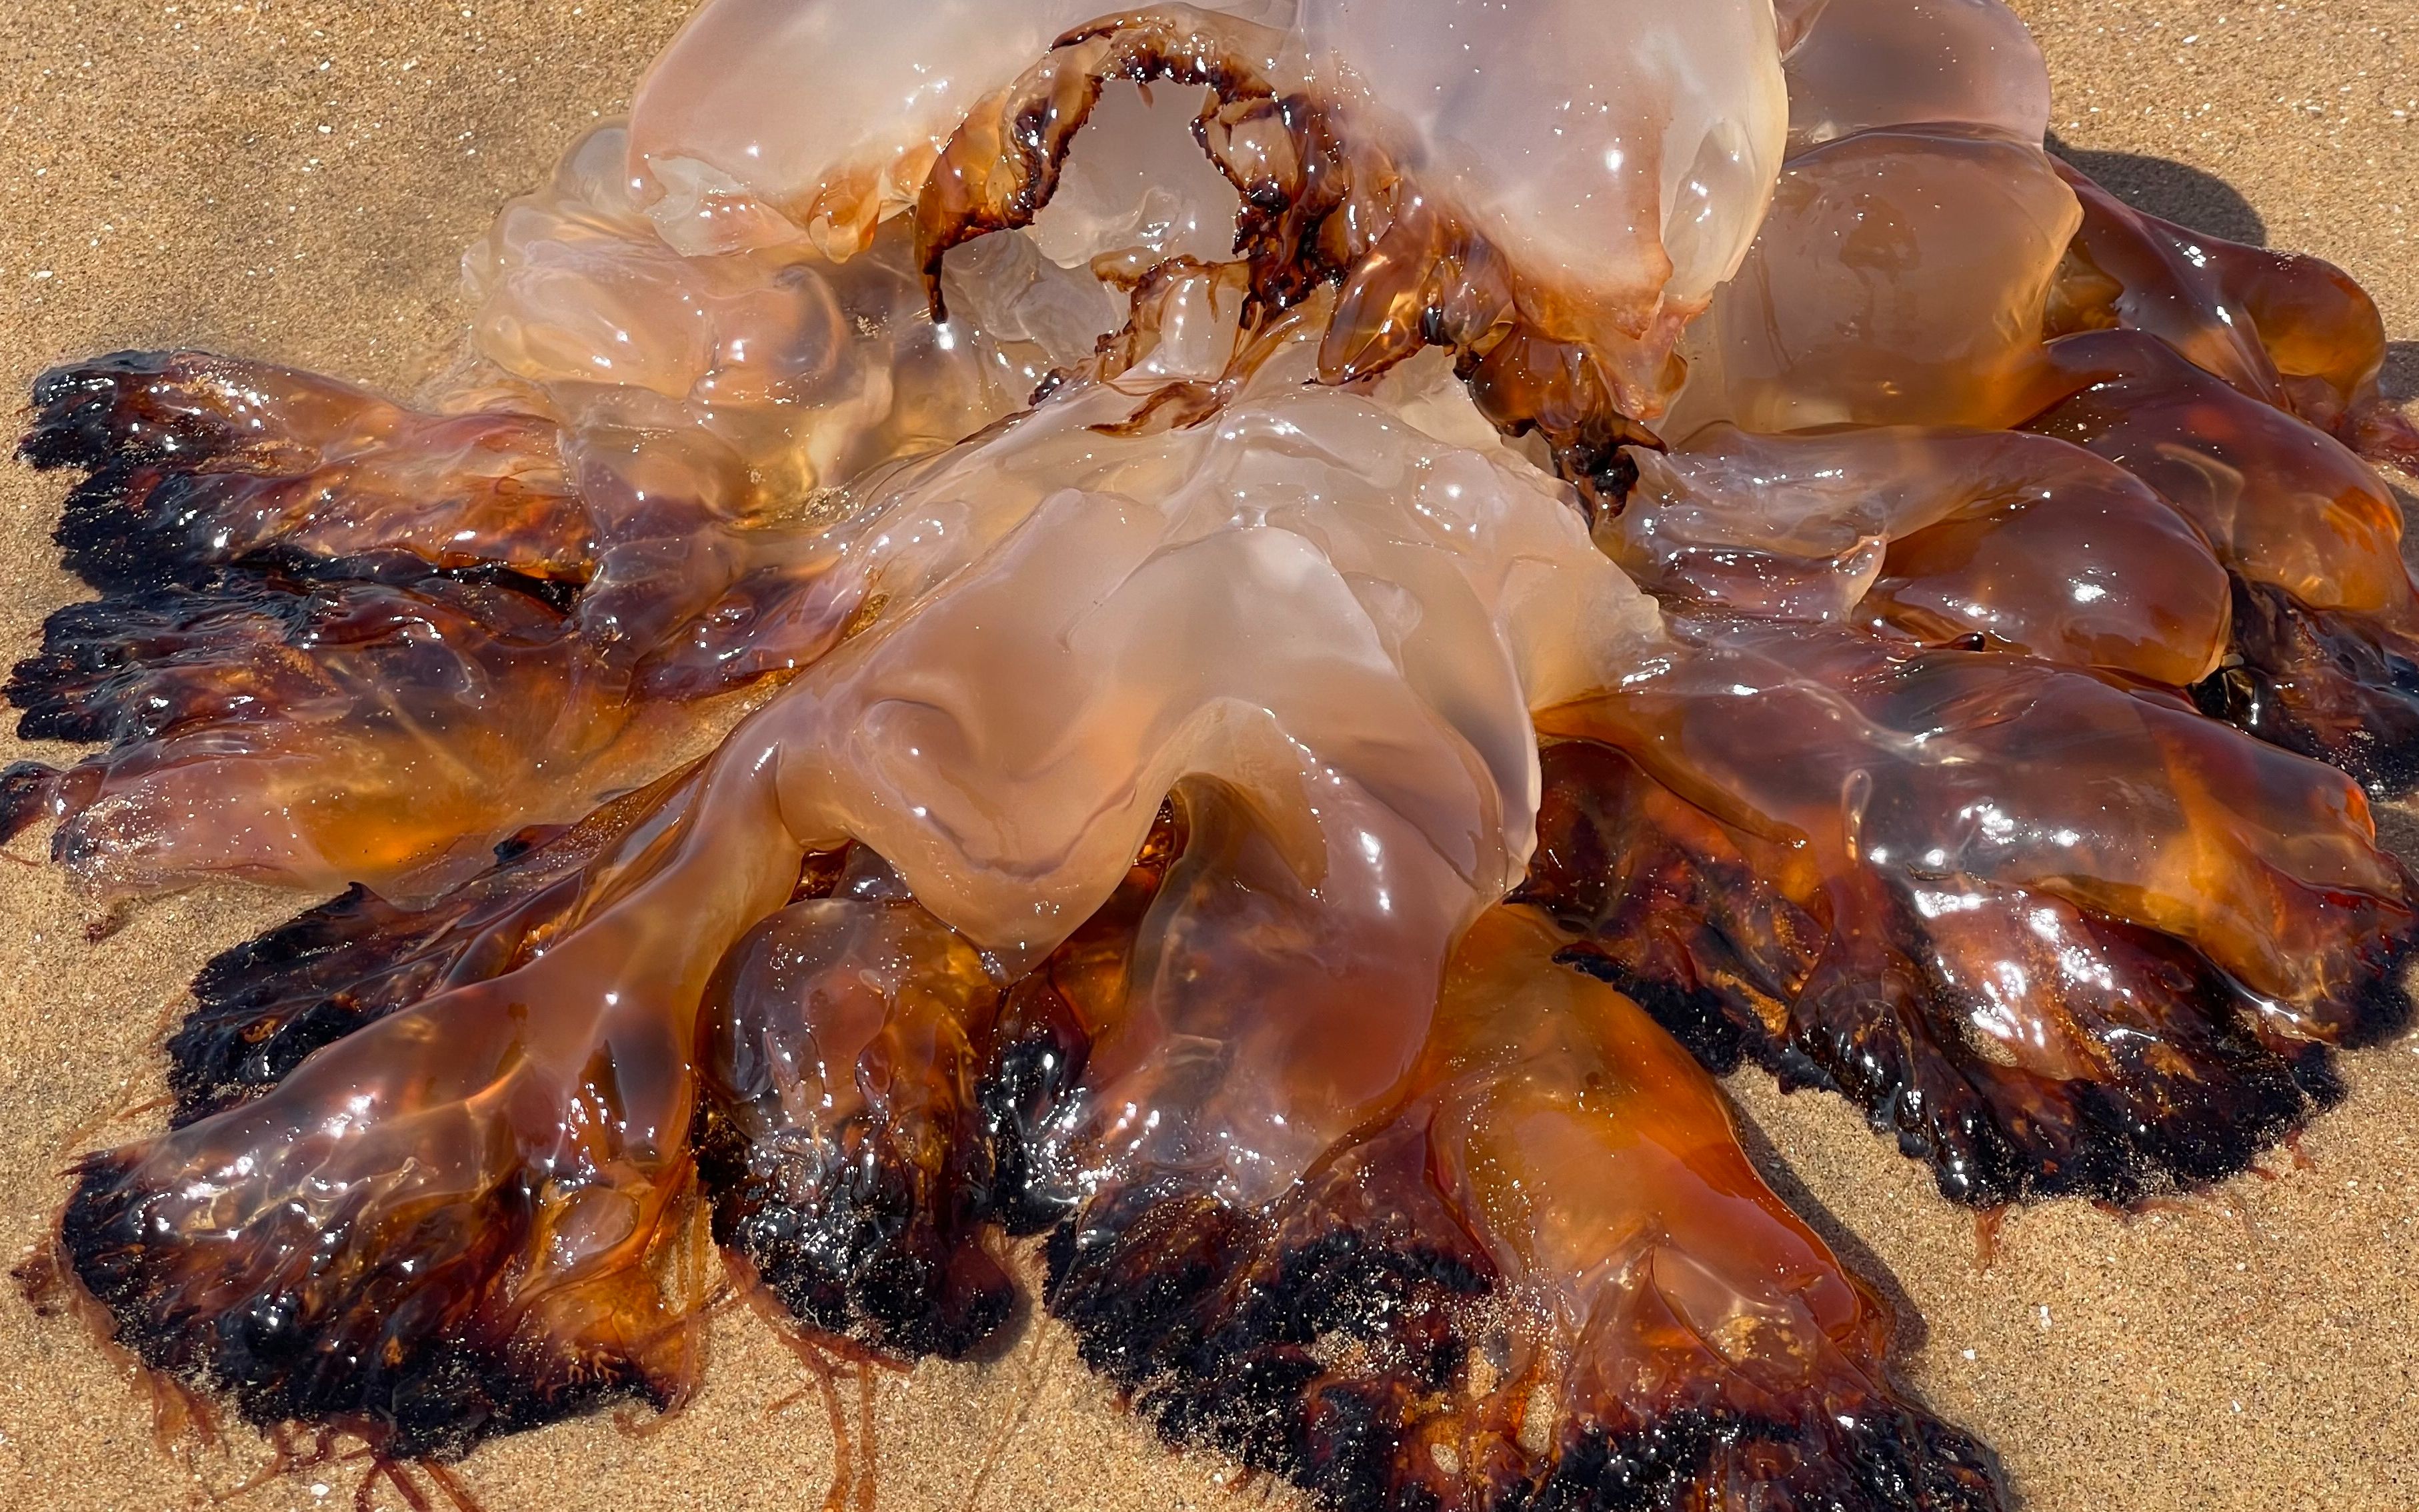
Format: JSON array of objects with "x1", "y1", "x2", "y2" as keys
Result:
[{"x1": 909, "y1": 12, "x2": 1664, "y2": 516}]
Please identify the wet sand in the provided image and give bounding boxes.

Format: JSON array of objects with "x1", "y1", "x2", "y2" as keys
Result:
[{"x1": 0, "y1": 3, "x2": 2413, "y2": 1508}]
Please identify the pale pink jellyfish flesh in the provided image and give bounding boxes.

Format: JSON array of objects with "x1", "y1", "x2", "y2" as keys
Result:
[{"x1": 10, "y1": 1, "x2": 2418, "y2": 1507}]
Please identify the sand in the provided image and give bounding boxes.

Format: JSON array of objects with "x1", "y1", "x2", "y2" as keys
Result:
[{"x1": 0, "y1": 3, "x2": 2414, "y2": 1508}]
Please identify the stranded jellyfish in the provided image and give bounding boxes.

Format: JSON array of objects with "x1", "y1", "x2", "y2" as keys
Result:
[{"x1": 9, "y1": 0, "x2": 2416, "y2": 1507}]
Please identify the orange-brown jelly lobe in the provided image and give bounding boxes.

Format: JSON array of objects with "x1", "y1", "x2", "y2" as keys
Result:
[
  {"x1": 1546, "y1": 625, "x2": 2409, "y2": 1037},
  {"x1": 694, "y1": 850, "x2": 1014, "y2": 1358},
  {"x1": 1614, "y1": 426, "x2": 2234, "y2": 689},
  {"x1": 1868, "y1": 482, "x2": 2228, "y2": 687},
  {"x1": 1524, "y1": 624, "x2": 2414, "y2": 1205},
  {"x1": 2047, "y1": 161, "x2": 2419, "y2": 463},
  {"x1": 165, "y1": 767, "x2": 713, "y2": 1125},
  {"x1": 1527, "y1": 737, "x2": 2370, "y2": 1206},
  {"x1": 1043, "y1": 902, "x2": 1998, "y2": 1510},
  {"x1": 2016, "y1": 329, "x2": 2419, "y2": 791},
  {"x1": 11, "y1": 565, "x2": 641, "y2": 897},
  {"x1": 1414, "y1": 912, "x2": 1905, "y2": 1466},
  {"x1": 64, "y1": 754, "x2": 808, "y2": 1455},
  {"x1": 2024, "y1": 331, "x2": 2412, "y2": 619}
]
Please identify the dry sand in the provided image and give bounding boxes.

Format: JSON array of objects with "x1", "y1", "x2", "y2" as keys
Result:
[{"x1": 0, "y1": 3, "x2": 2414, "y2": 1508}]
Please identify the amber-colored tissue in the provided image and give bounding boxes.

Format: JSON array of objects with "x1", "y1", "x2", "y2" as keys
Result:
[{"x1": 13, "y1": 1, "x2": 2419, "y2": 1509}]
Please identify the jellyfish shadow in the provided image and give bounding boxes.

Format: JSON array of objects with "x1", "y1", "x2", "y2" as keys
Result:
[
  {"x1": 2380, "y1": 343, "x2": 2419, "y2": 407},
  {"x1": 2043, "y1": 137, "x2": 2419, "y2": 409},
  {"x1": 1726, "y1": 1105, "x2": 2032, "y2": 1507},
  {"x1": 2046, "y1": 133, "x2": 2267, "y2": 247},
  {"x1": 1724, "y1": 1099, "x2": 1934, "y2": 1357}
]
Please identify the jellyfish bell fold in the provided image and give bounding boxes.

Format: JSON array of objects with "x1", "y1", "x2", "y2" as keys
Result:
[
  {"x1": 15, "y1": 0, "x2": 2419, "y2": 1506},
  {"x1": 1606, "y1": 424, "x2": 2234, "y2": 687},
  {"x1": 903, "y1": 0, "x2": 1788, "y2": 505},
  {"x1": 1525, "y1": 621, "x2": 2414, "y2": 1208}
]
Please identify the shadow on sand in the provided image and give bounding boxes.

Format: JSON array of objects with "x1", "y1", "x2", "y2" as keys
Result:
[
  {"x1": 2046, "y1": 137, "x2": 2419, "y2": 411},
  {"x1": 2046, "y1": 133, "x2": 2267, "y2": 245}
]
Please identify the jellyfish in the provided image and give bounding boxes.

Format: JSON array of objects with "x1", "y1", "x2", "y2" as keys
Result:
[{"x1": 11, "y1": 2, "x2": 2416, "y2": 1509}]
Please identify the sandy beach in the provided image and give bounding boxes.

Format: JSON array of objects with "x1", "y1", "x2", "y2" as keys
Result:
[{"x1": 0, "y1": 3, "x2": 2413, "y2": 1508}]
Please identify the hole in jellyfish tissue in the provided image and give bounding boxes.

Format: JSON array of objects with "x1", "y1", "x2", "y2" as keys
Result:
[{"x1": 937, "y1": 81, "x2": 1245, "y2": 371}]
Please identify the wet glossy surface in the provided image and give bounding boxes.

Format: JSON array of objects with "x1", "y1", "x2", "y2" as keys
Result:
[
  {"x1": 13, "y1": 1, "x2": 2419, "y2": 1508},
  {"x1": 1526, "y1": 621, "x2": 2413, "y2": 1206},
  {"x1": 1609, "y1": 423, "x2": 2232, "y2": 686}
]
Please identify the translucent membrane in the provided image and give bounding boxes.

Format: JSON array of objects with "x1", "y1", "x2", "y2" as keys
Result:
[
  {"x1": 1528, "y1": 621, "x2": 2412, "y2": 1205},
  {"x1": 1665, "y1": 130, "x2": 2082, "y2": 435},
  {"x1": 1609, "y1": 424, "x2": 2232, "y2": 687},
  {"x1": 635, "y1": 0, "x2": 1784, "y2": 325},
  {"x1": 1296, "y1": 0, "x2": 1786, "y2": 307},
  {"x1": 1782, "y1": 0, "x2": 2050, "y2": 151},
  {"x1": 16, "y1": 0, "x2": 2419, "y2": 1506},
  {"x1": 908, "y1": 0, "x2": 1783, "y2": 499}
]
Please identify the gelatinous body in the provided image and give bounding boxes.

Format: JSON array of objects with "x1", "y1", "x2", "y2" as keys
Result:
[
  {"x1": 1667, "y1": 130, "x2": 2082, "y2": 435},
  {"x1": 1526, "y1": 623, "x2": 2412, "y2": 1206},
  {"x1": 14, "y1": 1, "x2": 2419, "y2": 1508},
  {"x1": 1609, "y1": 424, "x2": 2232, "y2": 686},
  {"x1": 909, "y1": 0, "x2": 1783, "y2": 505},
  {"x1": 1783, "y1": 0, "x2": 2050, "y2": 151}
]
